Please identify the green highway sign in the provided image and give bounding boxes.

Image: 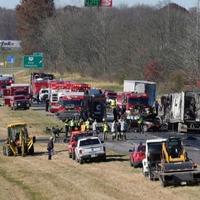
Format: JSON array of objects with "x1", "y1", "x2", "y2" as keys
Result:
[
  {"x1": 23, "y1": 55, "x2": 44, "y2": 68},
  {"x1": 85, "y1": 0, "x2": 100, "y2": 7}
]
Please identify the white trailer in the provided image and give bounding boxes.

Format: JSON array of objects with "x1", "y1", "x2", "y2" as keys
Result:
[{"x1": 162, "y1": 91, "x2": 200, "y2": 132}]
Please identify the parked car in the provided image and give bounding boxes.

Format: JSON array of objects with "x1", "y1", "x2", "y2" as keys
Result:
[
  {"x1": 129, "y1": 143, "x2": 146, "y2": 168},
  {"x1": 75, "y1": 136, "x2": 106, "y2": 164}
]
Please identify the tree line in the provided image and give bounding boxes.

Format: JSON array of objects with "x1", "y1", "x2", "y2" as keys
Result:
[{"x1": 1, "y1": 1, "x2": 200, "y2": 92}]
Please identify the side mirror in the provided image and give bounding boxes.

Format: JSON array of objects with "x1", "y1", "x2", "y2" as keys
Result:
[
  {"x1": 101, "y1": 140, "x2": 104, "y2": 144},
  {"x1": 129, "y1": 149, "x2": 133, "y2": 152}
]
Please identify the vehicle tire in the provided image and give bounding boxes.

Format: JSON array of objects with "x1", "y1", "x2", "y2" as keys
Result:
[
  {"x1": 72, "y1": 152, "x2": 75, "y2": 160},
  {"x1": 102, "y1": 155, "x2": 106, "y2": 162},
  {"x1": 3, "y1": 146, "x2": 6, "y2": 155},
  {"x1": 148, "y1": 170, "x2": 154, "y2": 181},
  {"x1": 130, "y1": 159, "x2": 133, "y2": 167},
  {"x1": 69, "y1": 152, "x2": 72, "y2": 158},
  {"x1": 159, "y1": 177, "x2": 168, "y2": 187},
  {"x1": 6, "y1": 146, "x2": 13, "y2": 156},
  {"x1": 28, "y1": 145, "x2": 34, "y2": 155},
  {"x1": 79, "y1": 158, "x2": 84, "y2": 164}
]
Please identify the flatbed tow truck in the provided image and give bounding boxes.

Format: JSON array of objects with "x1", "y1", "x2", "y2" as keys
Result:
[{"x1": 142, "y1": 137, "x2": 200, "y2": 187}]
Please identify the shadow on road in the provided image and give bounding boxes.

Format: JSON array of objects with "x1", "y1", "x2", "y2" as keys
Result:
[{"x1": 105, "y1": 154, "x2": 129, "y2": 162}]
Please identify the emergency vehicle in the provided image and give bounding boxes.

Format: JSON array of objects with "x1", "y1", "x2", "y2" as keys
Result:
[
  {"x1": 117, "y1": 92, "x2": 149, "y2": 111},
  {"x1": 3, "y1": 84, "x2": 31, "y2": 110}
]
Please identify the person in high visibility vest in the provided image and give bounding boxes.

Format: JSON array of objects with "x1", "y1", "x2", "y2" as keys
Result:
[
  {"x1": 103, "y1": 120, "x2": 109, "y2": 140},
  {"x1": 111, "y1": 99, "x2": 116, "y2": 109},
  {"x1": 138, "y1": 116, "x2": 144, "y2": 134},
  {"x1": 81, "y1": 121, "x2": 86, "y2": 132},
  {"x1": 69, "y1": 118, "x2": 75, "y2": 132},
  {"x1": 85, "y1": 119, "x2": 90, "y2": 131}
]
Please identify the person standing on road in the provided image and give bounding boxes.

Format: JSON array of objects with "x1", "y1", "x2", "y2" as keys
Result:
[
  {"x1": 111, "y1": 120, "x2": 117, "y2": 140},
  {"x1": 47, "y1": 136, "x2": 54, "y2": 160},
  {"x1": 85, "y1": 119, "x2": 90, "y2": 131},
  {"x1": 45, "y1": 98, "x2": 49, "y2": 112},
  {"x1": 92, "y1": 119, "x2": 97, "y2": 136},
  {"x1": 119, "y1": 118, "x2": 126, "y2": 140},
  {"x1": 103, "y1": 120, "x2": 109, "y2": 140},
  {"x1": 138, "y1": 116, "x2": 144, "y2": 134},
  {"x1": 64, "y1": 118, "x2": 70, "y2": 138}
]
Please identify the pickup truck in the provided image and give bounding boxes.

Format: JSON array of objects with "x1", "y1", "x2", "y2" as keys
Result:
[
  {"x1": 68, "y1": 131, "x2": 93, "y2": 160},
  {"x1": 75, "y1": 136, "x2": 106, "y2": 164}
]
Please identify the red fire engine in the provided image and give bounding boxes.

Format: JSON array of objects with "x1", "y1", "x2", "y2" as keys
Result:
[
  {"x1": 3, "y1": 84, "x2": 31, "y2": 110},
  {"x1": 117, "y1": 92, "x2": 149, "y2": 111}
]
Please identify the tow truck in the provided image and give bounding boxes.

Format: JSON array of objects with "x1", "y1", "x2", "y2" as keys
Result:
[{"x1": 142, "y1": 137, "x2": 200, "y2": 186}]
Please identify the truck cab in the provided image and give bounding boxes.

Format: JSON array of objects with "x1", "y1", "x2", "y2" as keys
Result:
[{"x1": 117, "y1": 92, "x2": 149, "y2": 111}]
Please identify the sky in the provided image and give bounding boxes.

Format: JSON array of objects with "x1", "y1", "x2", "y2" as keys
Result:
[{"x1": 0, "y1": 0, "x2": 197, "y2": 9}]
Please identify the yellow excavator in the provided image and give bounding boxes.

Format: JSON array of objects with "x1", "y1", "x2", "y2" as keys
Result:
[{"x1": 3, "y1": 123, "x2": 36, "y2": 157}]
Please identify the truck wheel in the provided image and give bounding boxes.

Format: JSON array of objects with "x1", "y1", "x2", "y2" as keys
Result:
[
  {"x1": 3, "y1": 146, "x2": 6, "y2": 155},
  {"x1": 79, "y1": 158, "x2": 84, "y2": 164},
  {"x1": 28, "y1": 146, "x2": 34, "y2": 155},
  {"x1": 69, "y1": 153, "x2": 72, "y2": 158},
  {"x1": 6, "y1": 146, "x2": 13, "y2": 156},
  {"x1": 72, "y1": 152, "x2": 75, "y2": 160},
  {"x1": 159, "y1": 177, "x2": 168, "y2": 187}
]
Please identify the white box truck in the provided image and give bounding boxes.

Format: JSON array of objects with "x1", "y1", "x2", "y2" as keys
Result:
[{"x1": 123, "y1": 80, "x2": 156, "y2": 106}]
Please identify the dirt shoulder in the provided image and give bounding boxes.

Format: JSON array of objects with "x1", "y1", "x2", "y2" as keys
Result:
[{"x1": 0, "y1": 143, "x2": 199, "y2": 200}]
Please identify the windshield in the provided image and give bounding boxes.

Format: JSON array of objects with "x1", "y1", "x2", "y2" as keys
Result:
[
  {"x1": 128, "y1": 97, "x2": 148, "y2": 106},
  {"x1": 60, "y1": 99, "x2": 82, "y2": 107},
  {"x1": 79, "y1": 138, "x2": 100, "y2": 146},
  {"x1": 148, "y1": 142, "x2": 162, "y2": 153}
]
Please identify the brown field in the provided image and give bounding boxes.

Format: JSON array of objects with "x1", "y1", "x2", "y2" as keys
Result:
[{"x1": 0, "y1": 143, "x2": 200, "y2": 200}]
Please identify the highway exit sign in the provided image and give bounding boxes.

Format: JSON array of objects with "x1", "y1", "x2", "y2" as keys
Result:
[
  {"x1": 23, "y1": 55, "x2": 44, "y2": 68},
  {"x1": 85, "y1": 0, "x2": 100, "y2": 7}
]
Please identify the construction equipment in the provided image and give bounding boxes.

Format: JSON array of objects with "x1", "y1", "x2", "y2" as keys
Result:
[
  {"x1": 3, "y1": 123, "x2": 36, "y2": 156},
  {"x1": 143, "y1": 137, "x2": 200, "y2": 187}
]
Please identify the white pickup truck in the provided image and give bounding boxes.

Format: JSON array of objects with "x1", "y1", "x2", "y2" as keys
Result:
[{"x1": 75, "y1": 136, "x2": 106, "y2": 164}]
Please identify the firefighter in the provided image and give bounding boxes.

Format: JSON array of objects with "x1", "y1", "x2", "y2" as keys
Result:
[{"x1": 103, "y1": 119, "x2": 109, "y2": 140}]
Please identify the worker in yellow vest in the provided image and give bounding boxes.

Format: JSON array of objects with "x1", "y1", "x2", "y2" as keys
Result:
[
  {"x1": 103, "y1": 119, "x2": 109, "y2": 140},
  {"x1": 85, "y1": 119, "x2": 90, "y2": 131}
]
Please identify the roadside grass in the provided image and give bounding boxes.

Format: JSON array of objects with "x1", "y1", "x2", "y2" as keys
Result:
[
  {"x1": 0, "y1": 106, "x2": 63, "y2": 137},
  {"x1": 0, "y1": 164, "x2": 44, "y2": 200}
]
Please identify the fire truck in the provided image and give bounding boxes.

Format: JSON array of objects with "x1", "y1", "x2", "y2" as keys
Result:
[
  {"x1": 117, "y1": 92, "x2": 149, "y2": 111},
  {"x1": 56, "y1": 88, "x2": 106, "y2": 122},
  {"x1": 0, "y1": 74, "x2": 14, "y2": 97},
  {"x1": 49, "y1": 81, "x2": 90, "y2": 113},
  {"x1": 30, "y1": 72, "x2": 55, "y2": 102},
  {"x1": 3, "y1": 84, "x2": 31, "y2": 110}
]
